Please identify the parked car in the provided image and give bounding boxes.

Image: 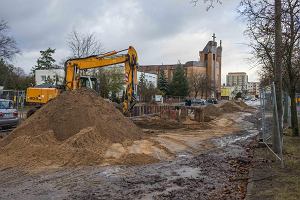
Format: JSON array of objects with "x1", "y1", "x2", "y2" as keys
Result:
[
  {"x1": 185, "y1": 99, "x2": 192, "y2": 106},
  {"x1": 207, "y1": 98, "x2": 218, "y2": 104},
  {"x1": 192, "y1": 99, "x2": 206, "y2": 106},
  {"x1": 244, "y1": 97, "x2": 251, "y2": 101},
  {"x1": 0, "y1": 99, "x2": 19, "y2": 129}
]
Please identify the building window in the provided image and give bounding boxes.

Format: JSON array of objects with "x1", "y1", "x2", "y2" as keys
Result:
[
  {"x1": 205, "y1": 54, "x2": 208, "y2": 61},
  {"x1": 41, "y1": 75, "x2": 46, "y2": 81}
]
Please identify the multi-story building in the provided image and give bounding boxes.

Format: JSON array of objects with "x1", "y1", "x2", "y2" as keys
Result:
[
  {"x1": 139, "y1": 34, "x2": 222, "y2": 99},
  {"x1": 35, "y1": 69, "x2": 65, "y2": 86},
  {"x1": 247, "y1": 82, "x2": 260, "y2": 96},
  {"x1": 226, "y1": 72, "x2": 248, "y2": 90}
]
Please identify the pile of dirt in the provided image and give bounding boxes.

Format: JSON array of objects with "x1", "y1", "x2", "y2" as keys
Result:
[
  {"x1": 234, "y1": 101, "x2": 249, "y2": 109},
  {"x1": 0, "y1": 89, "x2": 143, "y2": 169},
  {"x1": 132, "y1": 116, "x2": 183, "y2": 130},
  {"x1": 201, "y1": 104, "x2": 223, "y2": 122},
  {"x1": 220, "y1": 101, "x2": 243, "y2": 113},
  {"x1": 203, "y1": 104, "x2": 222, "y2": 117}
]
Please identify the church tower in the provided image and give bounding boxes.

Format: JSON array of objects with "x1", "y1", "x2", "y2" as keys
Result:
[{"x1": 199, "y1": 33, "x2": 222, "y2": 98}]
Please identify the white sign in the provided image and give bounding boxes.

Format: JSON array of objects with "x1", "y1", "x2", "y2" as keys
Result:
[{"x1": 155, "y1": 95, "x2": 163, "y2": 102}]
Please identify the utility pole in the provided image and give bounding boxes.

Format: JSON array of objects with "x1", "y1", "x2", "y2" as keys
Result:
[
  {"x1": 273, "y1": 0, "x2": 283, "y2": 153},
  {"x1": 212, "y1": 33, "x2": 216, "y2": 98}
]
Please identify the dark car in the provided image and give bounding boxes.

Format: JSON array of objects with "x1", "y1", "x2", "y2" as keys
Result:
[
  {"x1": 185, "y1": 99, "x2": 192, "y2": 106},
  {"x1": 0, "y1": 99, "x2": 19, "y2": 129},
  {"x1": 207, "y1": 98, "x2": 218, "y2": 104}
]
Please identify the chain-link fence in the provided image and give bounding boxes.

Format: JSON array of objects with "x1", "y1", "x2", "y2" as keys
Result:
[
  {"x1": 259, "y1": 83, "x2": 284, "y2": 167},
  {"x1": 164, "y1": 96, "x2": 185, "y2": 104}
]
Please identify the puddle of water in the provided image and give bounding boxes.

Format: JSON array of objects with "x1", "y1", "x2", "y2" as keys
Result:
[
  {"x1": 177, "y1": 152, "x2": 193, "y2": 159},
  {"x1": 212, "y1": 130, "x2": 258, "y2": 148},
  {"x1": 99, "y1": 167, "x2": 124, "y2": 177},
  {"x1": 174, "y1": 167, "x2": 201, "y2": 179}
]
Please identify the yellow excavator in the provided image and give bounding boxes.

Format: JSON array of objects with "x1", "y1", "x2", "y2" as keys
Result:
[{"x1": 26, "y1": 46, "x2": 138, "y2": 116}]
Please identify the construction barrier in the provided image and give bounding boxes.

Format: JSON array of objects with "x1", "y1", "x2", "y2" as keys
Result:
[{"x1": 129, "y1": 104, "x2": 190, "y2": 120}]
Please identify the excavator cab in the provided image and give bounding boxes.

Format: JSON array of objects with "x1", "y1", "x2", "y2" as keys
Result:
[{"x1": 79, "y1": 76, "x2": 98, "y2": 91}]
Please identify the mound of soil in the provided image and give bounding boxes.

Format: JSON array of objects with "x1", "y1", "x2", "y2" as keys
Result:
[
  {"x1": 132, "y1": 116, "x2": 183, "y2": 130},
  {"x1": 0, "y1": 89, "x2": 143, "y2": 169},
  {"x1": 203, "y1": 104, "x2": 222, "y2": 117},
  {"x1": 220, "y1": 101, "x2": 243, "y2": 113},
  {"x1": 234, "y1": 101, "x2": 249, "y2": 108}
]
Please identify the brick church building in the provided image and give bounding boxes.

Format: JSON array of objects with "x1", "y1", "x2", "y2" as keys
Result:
[{"x1": 138, "y1": 34, "x2": 222, "y2": 99}]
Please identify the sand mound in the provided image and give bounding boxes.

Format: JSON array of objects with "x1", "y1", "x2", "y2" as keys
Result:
[
  {"x1": 203, "y1": 104, "x2": 222, "y2": 117},
  {"x1": 0, "y1": 89, "x2": 143, "y2": 169},
  {"x1": 234, "y1": 101, "x2": 249, "y2": 108},
  {"x1": 132, "y1": 115, "x2": 184, "y2": 130},
  {"x1": 220, "y1": 101, "x2": 243, "y2": 113}
]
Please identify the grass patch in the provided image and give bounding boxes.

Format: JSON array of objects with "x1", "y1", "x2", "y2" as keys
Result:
[{"x1": 248, "y1": 136, "x2": 300, "y2": 200}]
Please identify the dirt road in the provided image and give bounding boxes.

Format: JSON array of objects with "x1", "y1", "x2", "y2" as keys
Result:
[{"x1": 0, "y1": 111, "x2": 258, "y2": 200}]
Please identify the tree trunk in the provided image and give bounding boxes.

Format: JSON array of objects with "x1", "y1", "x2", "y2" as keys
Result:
[
  {"x1": 283, "y1": 92, "x2": 289, "y2": 124},
  {"x1": 194, "y1": 91, "x2": 198, "y2": 99},
  {"x1": 290, "y1": 88, "x2": 299, "y2": 136},
  {"x1": 273, "y1": 0, "x2": 283, "y2": 153}
]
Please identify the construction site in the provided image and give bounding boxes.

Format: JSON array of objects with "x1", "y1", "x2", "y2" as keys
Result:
[
  {"x1": 1, "y1": 1, "x2": 300, "y2": 199},
  {"x1": 0, "y1": 86, "x2": 261, "y2": 199}
]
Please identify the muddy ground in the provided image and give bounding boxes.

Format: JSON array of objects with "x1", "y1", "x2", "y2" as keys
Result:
[{"x1": 0, "y1": 109, "x2": 259, "y2": 200}]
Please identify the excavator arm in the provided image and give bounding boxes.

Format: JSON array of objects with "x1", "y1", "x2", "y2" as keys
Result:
[{"x1": 65, "y1": 46, "x2": 138, "y2": 114}]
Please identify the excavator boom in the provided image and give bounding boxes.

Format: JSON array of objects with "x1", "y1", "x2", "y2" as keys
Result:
[
  {"x1": 65, "y1": 46, "x2": 138, "y2": 114},
  {"x1": 26, "y1": 46, "x2": 138, "y2": 115}
]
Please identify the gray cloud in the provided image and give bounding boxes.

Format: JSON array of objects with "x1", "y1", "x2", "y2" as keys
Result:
[{"x1": 0, "y1": 0, "x2": 257, "y2": 83}]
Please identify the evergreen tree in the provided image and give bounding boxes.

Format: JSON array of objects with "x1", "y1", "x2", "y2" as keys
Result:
[
  {"x1": 32, "y1": 48, "x2": 57, "y2": 72},
  {"x1": 157, "y1": 70, "x2": 169, "y2": 95},
  {"x1": 138, "y1": 72, "x2": 147, "y2": 101},
  {"x1": 169, "y1": 64, "x2": 189, "y2": 97}
]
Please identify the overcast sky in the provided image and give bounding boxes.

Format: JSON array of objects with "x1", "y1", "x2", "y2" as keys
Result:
[{"x1": 1, "y1": 0, "x2": 258, "y2": 83}]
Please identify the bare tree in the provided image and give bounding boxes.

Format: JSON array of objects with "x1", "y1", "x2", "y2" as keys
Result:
[
  {"x1": 240, "y1": 0, "x2": 300, "y2": 138},
  {"x1": 190, "y1": 0, "x2": 222, "y2": 10},
  {"x1": 67, "y1": 30, "x2": 103, "y2": 58},
  {"x1": 0, "y1": 20, "x2": 19, "y2": 60},
  {"x1": 95, "y1": 65, "x2": 125, "y2": 99},
  {"x1": 274, "y1": 0, "x2": 284, "y2": 144},
  {"x1": 189, "y1": 73, "x2": 207, "y2": 98},
  {"x1": 189, "y1": 73, "x2": 201, "y2": 98},
  {"x1": 281, "y1": 0, "x2": 300, "y2": 136}
]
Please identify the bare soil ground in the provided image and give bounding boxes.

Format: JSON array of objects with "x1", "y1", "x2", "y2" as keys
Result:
[{"x1": 0, "y1": 104, "x2": 259, "y2": 199}]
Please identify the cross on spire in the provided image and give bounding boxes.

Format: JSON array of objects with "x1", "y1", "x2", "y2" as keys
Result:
[{"x1": 212, "y1": 33, "x2": 216, "y2": 42}]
